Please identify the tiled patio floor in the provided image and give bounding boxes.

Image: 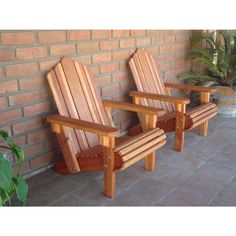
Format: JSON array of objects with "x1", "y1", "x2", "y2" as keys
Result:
[{"x1": 26, "y1": 115, "x2": 236, "y2": 206}]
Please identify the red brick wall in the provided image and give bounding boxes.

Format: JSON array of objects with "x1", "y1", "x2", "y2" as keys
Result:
[{"x1": 0, "y1": 30, "x2": 192, "y2": 177}]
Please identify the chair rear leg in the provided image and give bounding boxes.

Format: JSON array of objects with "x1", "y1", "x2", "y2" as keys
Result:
[
  {"x1": 145, "y1": 152, "x2": 155, "y2": 171},
  {"x1": 199, "y1": 120, "x2": 208, "y2": 136}
]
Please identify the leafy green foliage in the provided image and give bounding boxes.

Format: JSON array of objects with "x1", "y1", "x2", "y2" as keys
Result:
[
  {"x1": 0, "y1": 130, "x2": 28, "y2": 206},
  {"x1": 178, "y1": 30, "x2": 236, "y2": 87}
]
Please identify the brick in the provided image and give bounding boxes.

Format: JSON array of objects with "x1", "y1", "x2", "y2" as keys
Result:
[
  {"x1": 16, "y1": 47, "x2": 48, "y2": 60},
  {"x1": 160, "y1": 45, "x2": 172, "y2": 54},
  {"x1": 151, "y1": 36, "x2": 164, "y2": 45},
  {"x1": 92, "y1": 53, "x2": 111, "y2": 63},
  {"x1": 9, "y1": 91, "x2": 40, "y2": 106},
  {"x1": 112, "y1": 50, "x2": 129, "y2": 60},
  {"x1": 74, "y1": 55, "x2": 91, "y2": 64},
  {"x1": 12, "y1": 135, "x2": 26, "y2": 146},
  {"x1": 6, "y1": 62, "x2": 38, "y2": 77},
  {"x1": 120, "y1": 38, "x2": 135, "y2": 48},
  {"x1": 119, "y1": 61, "x2": 128, "y2": 71},
  {"x1": 101, "y1": 84, "x2": 119, "y2": 97},
  {"x1": 121, "y1": 117, "x2": 138, "y2": 131},
  {"x1": 164, "y1": 35, "x2": 176, "y2": 43},
  {"x1": 0, "y1": 109, "x2": 22, "y2": 124},
  {"x1": 39, "y1": 59, "x2": 60, "y2": 72},
  {"x1": 13, "y1": 118, "x2": 43, "y2": 135},
  {"x1": 25, "y1": 143, "x2": 43, "y2": 159},
  {"x1": 89, "y1": 65, "x2": 99, "y2": 75},
  {"x1": 146, "y1": 47, "x2": 159, "y2": 55},
  {"x1": 0, "y1": 97, "x2": 7, "y2": 110},
  {"x1": 100, "y1": 40, "x2": 119, "y2": 50},
  {"x1": 77, "y1": 41, "x2": 99, "y2": 53},
  {"x1": 131, "y1": 30, "x2": 146, "y2": 36},
  {"x1": 159, "y1": 63, "x2": 171, "y2": 71},
  {"x1": 120, "y1": 80, "x2": 135, "y2": 91},
  {"x1": 112, "y1": 30, "x2": 130, "y2": 37},
  {"x1": 13, "y1": 162, "x2": 29, "y2": 175},
  {"x1": 95, "y1": 75, "x2": 111, "y2": 87},
  {"x1": 171, "y1": 44, "x2": 184, "y2": 52},
  {"x1": 176, "y1": 34, "x2": 191, "y2": 43},
  {"x1": 30, "y1": 151, "x2": 57, "y2": 169},
  {"x1": 136, "y1": 38, "x2": 151, "y2": 47},
  {"x1": 0, "y1": 49, "x2": 15, "y2": 61},
  {"x1": 112, "y1": 71, "x2": 129, "y2": 82},
  {"x1": 92, "y1": 30, "x2": 111, "y2": 39},
  {"x1": 113, "y1": 111, "x2": 133, "y2": 123},
  {"x1": 19, "y1": 76, "x2": 46, "y2": 90},
  {"x1": 100, "y1": 63, "x2": 119, "y2": 73},
  {"x1": 1, "y1": 32, "x2": 35, "y2": 45},
  {"x1": 157, "y1": 54, "x2": 176, "y2": 62},
  {"x1": 44, "y1": 138, "x2": 59, "y2": 152},
  {"x1": 38, "y1": 31, "x2": 66, "y2": 44},
  {"x1": 146, "y1": 30, "x2": 160, "y2": 36},
  {"x1": 0, "y1": 67, "x2": 2, "y2": 80},
  {"x1": 67, "y1": 30, "x2": 90, "y2": 40},
  {"x1": 159, "y1": 30, "x2": 174, "y2": 35},
  {"x1": 0, "y1": 80, "x2": 18, "y2": 94},
  {"x1": 0, "y1": 126, "x2": 11, "y2": 135},
  {"x1": 23, "y1": 101, "x2": 51, "y2": 117},
  {"x1": 50, "y1": 44, "x2": 76, "y2": 56},
  {"x1": 27, "y1": 128, "x2": 52, "y2": 144},
  {"x1": 171, "y1": 60, "x2": 185, "y2": 69}
]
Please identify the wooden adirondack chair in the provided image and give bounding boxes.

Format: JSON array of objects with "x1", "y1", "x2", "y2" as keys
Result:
[
  {"x1": 129, "y1": 48, "x2": 217, "y2": 152},
  {"x1": 46, "y1": 57, "x2": 166, "y2": 198}
]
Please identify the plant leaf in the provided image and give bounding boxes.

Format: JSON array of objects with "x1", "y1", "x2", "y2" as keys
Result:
[
  {"x1": 0, "y1": 153, "x2": 13, "y2": 191},
  {"x1": 12, "y1": 146, "x2": 24, "y2": 166},
  {"x1": 0, "y1": 130, "x2": 9, "y2": 140},
  {"x1": 15, "y1": 175, "x2": 28, "y2": 205}
]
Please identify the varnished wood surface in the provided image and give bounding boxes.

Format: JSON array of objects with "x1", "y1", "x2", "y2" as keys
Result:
[
  {"x1": 130, "y1": 91, "x2": 190, "y2": 104},
  {"x1": 164, "y1": 82, "x2": 217, "y2": 93},
  {"x1": 47, "y1": 114, "x2": 119, "y2": 137}
]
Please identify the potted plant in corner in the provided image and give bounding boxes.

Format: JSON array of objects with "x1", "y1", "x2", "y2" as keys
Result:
[
  {"x1": 0, "y1": 130, "x2": 28, "y2": 206},
  {"x1": 178, "y1": 30, "x2": 236, "y2": 116}
]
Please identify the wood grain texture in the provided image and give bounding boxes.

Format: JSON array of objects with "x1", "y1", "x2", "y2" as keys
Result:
[
  {"x1": 130, "y1": 91, "x2": 190, "y2": 104},
  {"x1": 129, "y1": 48, "x2": 218, "y2": 152},
  {"x1": 164, "y1": 82, "x2": 217, "y2": 93},
  {"x1": 47, "y1": 114, "x2": 119, "y2": 137},
  {"x1": 199, "y1": 92, "x2": 210, "y2": 136}
]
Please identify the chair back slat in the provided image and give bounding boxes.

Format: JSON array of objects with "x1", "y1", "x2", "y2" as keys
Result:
[
  {"x1": 47, "y1": 57, "x2": 113, "y2": 153},
  {"x1": 129, "y1": 48, "x2": 175, "y2": 115}
]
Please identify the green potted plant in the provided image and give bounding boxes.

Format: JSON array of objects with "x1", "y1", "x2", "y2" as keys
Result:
[
  {"x1": 0, "y1": 130, "x2": 28, "y2": 206},
  {"x1": 178, "y1": 30, "x2": 236, "y2": 116}
]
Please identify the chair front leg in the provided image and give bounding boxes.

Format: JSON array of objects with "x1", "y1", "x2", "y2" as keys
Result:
[
  {"x1": 175, "y1": 103, "x2": 186, "y2": 152},
  {"x1": 99, "y1": 135, "x2": 116, "y2": 198},
  {"x1": 199, "y1": 92, "x2": 210, "y2": 136}
]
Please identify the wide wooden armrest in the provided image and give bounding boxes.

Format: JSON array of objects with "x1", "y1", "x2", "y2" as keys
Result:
[
  {"x1": 164, "y1": 82, "x2": 216, "y2": 93},
  {"x1": 102, "y1": 100, "x2": 165, "y2": 116},
  {"x1": 129, "y1": 91, "x2": 190, "y2": 105},
  {"x1": 47, "y1": 114, "x2": 119, "y2": 137}
]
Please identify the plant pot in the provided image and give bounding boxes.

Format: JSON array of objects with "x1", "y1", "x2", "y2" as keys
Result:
[{"x1": 214, "y1": 86, "x2": 236, "y2": 117}]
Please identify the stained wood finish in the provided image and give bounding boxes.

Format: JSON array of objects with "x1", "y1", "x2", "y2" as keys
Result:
[
  {"x1": 129, "y1": 48, "x2": 174, "y2": 115},
  {"x1": 164, "y1": 82, "x2": 217, "y2": 93},
  {"x1": 47, "y1": 57, "x2": 167, "y2": 198},
  {"x1": 129, "y1": 48, "x2": 217, "y2": 151},
  {"x1": 199, "y1": 92, "x2": 210, "y2": 136}
]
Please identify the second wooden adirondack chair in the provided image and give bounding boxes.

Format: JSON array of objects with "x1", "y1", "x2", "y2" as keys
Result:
[
  {"x1": 46, "y1": 57, "x2": 166, "y2": 198},
  {"x1": 129, "y1": 48, "x2": 217, "y2": 152}
]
